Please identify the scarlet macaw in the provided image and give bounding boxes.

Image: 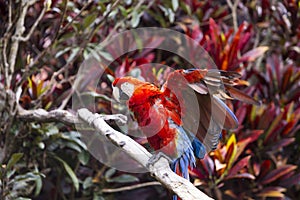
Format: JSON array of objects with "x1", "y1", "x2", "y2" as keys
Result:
[{"x1": 112, "y1": 69, "x2": 258, "y2": 196}]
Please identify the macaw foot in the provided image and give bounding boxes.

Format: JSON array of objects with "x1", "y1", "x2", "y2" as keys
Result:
[{"x1": 146, "y1": 152, "x2": 172, "y2": 168}]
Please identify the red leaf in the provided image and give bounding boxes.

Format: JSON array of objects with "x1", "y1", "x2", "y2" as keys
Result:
[
  {"x1": 271, "y1": 138, "x2": 295, "y2": 150},
  {"x1": 240, "y1": 46, "x2": 269, "y2": 62},
  {"x1": 201, "y1": 155, "x2": 215, "y2": 177},
  {"x1": 288, "y1": 71, "x2": 300, "y2": 91},
  {"x1": 259, "y1": 160, "x2": 272, "y2": 179},
  {"x1": 224, "y1": 190, "x2": 238, "y2": 199},
  {"x1": 253, "y1": 162, "x2": 260, "y2": 176},
  {"x1": 189, "y1": 167, "x2": 206, "y2": 179},
  {"x1": 258, "y1": 103, "x2": 276, "y2": 129},
  {"x1": 235, "y1": 130, "x2": 263, "y2": 159},
  {"x1": 281, "y1": 66, "x2": 293, "y2": 92},
  {"x1": 227, "y1": 155, "x2": 251, "y2": 177},
  {"x1": 282, "y1": 120, "x2": 297, "y2": 136},
  {"x1": 225, "y1": 141, "x2": 235, "y2": 164},
  {"x1": 236, "y1": 105, "x2": 247, "y2": 124},
  {"x1": 264, "y1": 111, "x2": 284, "y2": 143},
  {"x1": 261, "y1": 165, "x2": 297, "y2": 185},
  {"x1": 225, "y1": 172, "x2": 255, "y2": 180},
  {"x1": 279, "y1": 172, "x2": 300, "y2": 187},
  {"x1": 257, "y1": 186, "x2": 286, "y2": 198}
]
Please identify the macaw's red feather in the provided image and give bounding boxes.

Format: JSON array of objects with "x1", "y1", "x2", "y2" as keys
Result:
[
  {"x1": 161, "y1": 69, "x2": 240, "y2": 153},
  {"x1": 112, "y1": 68, "x2": 258, "y2": 199}
]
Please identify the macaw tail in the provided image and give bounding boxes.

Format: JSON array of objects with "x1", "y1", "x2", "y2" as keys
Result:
[{"x1": 170, "y1": 137, "x2": 207, "y2": 200}]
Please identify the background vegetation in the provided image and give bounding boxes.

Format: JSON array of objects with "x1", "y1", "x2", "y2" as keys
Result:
[{"x1": 0, "y1": 0, "x2": 299, "y2": 199}]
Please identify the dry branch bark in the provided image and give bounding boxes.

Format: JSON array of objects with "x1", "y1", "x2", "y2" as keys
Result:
[{"x1": 17, "y1": 107, "x2": 213, "y2": 200}]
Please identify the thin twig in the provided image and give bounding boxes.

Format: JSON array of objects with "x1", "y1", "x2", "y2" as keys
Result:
[
  {"x1": 8, "y1": 0, "x2": 12, "y2": 31},
  {"x1": 18, "y1": 1, "x2": 47, "y2": 42},
  {"x1": 53, "y1": 0, "x2": 123, "y2": 110},
  {"x1": 226, "y1": 0, "x2": 239, "y2": 32},
  {"x1": 58, "y1": 0, "x2": 93, "y2": 37},
  {"x1": 24, "y1": 0, "x2": 69, "y2": 72},
  {"x1": 6, "y1": 0, "x2": 39, "y2": 88},
  {"x1": 102, "y1": 181, "x2": 162, "y2": 193}
]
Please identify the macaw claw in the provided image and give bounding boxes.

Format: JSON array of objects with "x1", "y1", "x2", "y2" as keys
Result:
[{"x1": 146, "y1": 152, "x2": 172, "y2": 168}]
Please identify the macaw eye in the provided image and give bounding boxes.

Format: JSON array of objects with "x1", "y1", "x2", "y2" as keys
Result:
[
  {"x1": 123, "y1": 82, "x2": 130, "y2": 87},
  {"x1": 120, "y1": 82, "x2": 134, "y2": 98}
]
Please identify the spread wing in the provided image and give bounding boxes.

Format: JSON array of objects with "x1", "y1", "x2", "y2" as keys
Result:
[{"x1": 162, "y1": 69, "x2": 259, "y2": 153}]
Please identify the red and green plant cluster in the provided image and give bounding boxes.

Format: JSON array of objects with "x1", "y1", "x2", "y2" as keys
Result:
[{"x1": 0, "y1": 0, "x2": 299, "y2": 199}]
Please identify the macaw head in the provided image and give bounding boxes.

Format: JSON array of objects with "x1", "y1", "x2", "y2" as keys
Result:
[{"x1": 112, "y1": 77, "x2": 146, "y2": 102}]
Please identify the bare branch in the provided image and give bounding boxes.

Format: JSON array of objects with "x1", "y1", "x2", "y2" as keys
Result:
[
  {"x1": 17, "y1": 106, "x2": 127, "y2": 126},
  {"x1": 226, "y1": 0, "x2": 239, "y2": 32},
  {"x1": 8, "y1": 0, "x2": 12, "y2": 31},
  {"x1": 17, "y1": 106, "x2": 79, "y2": 125},
  {"x1": 78, "y1": 108, "x2": 213, "y2": 200},
  {"x1": 101, "y1": 181, "x2": 162, "y2": 193},
  {"x1": 16, "y1": 105, "x2": 213, "y2": 199},
  {"x1": 58, "y1": 0, "x2": 93, "y2": 35},
  {"x1": 6, "y1": 0, "x2": 39, "y2": 88},
  {"x1": 18, "y1": 1, "x2": 47, "y2": 42}
]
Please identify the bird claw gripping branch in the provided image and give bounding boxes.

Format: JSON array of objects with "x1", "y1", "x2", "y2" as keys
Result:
[{"x1": 146, "y1": 151, "x2": 173, "y2": 168}]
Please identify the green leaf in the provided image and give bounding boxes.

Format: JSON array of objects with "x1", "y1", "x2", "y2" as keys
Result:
[
  {"x1": 104, "y1": 168, "x2": 116, "y2": 179},
  {"x1": 6, "y1": 169, "x2": 16, "y2": 179},
  {"x1": 6, "y1": 153, "x2": 23, "y2": 171},
  {"x1": 131, "y1": 10, "x2": 141, "y2": 28},
  {"x1": 107, "y1": 174, "x2": 139, "y2": 183},
  {"x1": 167, "y1": 8, "x2": 175, "y2": 23},
  {"x1": 44, "y1": 125, "x2": 59, "y2": 137},
  {"x1": 97, "y1": 50, "x2": 113, "y2": 61},
  {"x1": 78, "y1": 150, "x2": 90, "y2": 165},
  {"x1": 81, "y1": 91, "x2": 113, "y2": 102},
  {"x1": 106, "y1": 74, "x2": 115, "y2": 83},
  {"x1": 53, "y1": 156, "x2": 79, "y2": 191},
  {"x1": 119, "y1": 6, "x2": 128, "y2": 16},
  {"x1": 67, "y1": 47, "x2": 80, "y2": 63},
  {"x1": 89, "y1": 47, "x2": 102, "y2": 61},
  {"x1": 65, "y1": 141, "x2": 82, "y2": 152},
  {"x1": 34, "y1": 170, "x2": 43, "y2": 196},
  {"x1": 83, "y1": 13, "x2": 97, "y2": 29},
  {"x1": 108, "y1": 9, "x2": 118, "y2": 18},
  {"x1": 55, "y1": 47, "x2": 71, "y2": 58},
  {"x1": 172, "y1": 0, "x2": 179, "y2": 11},
  {"x1": 61, "y1": 131, "x2": 87, "y2": 150},
  {"x1": 83, "y1": 177, "x2": 93, "y2": 189}
]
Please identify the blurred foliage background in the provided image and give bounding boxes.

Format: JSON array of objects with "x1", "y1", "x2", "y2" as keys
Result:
[{"x1": 0, "y1": 0, "x2": 299, "y2": 199}]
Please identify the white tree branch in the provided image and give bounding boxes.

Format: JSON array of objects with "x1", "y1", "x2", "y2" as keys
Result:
[
  {"x1": 6, "y1": 0, "x2": 45, "y2": 88},
  {"x1": 16, "y1": 107, "x2": 213, "y2": 200},
  {"x1": 78, "y1": 108, "x2": 213, "y2": 200},
  {"x1": 18, "y1": 1, "x2": 47, "y2": 42},
  {"x1": 226, "y1": 0, "x2": 239, "y2": 32},
  {"x1": 17, "y1": 106, "x2": 127, "y2": 126}
]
